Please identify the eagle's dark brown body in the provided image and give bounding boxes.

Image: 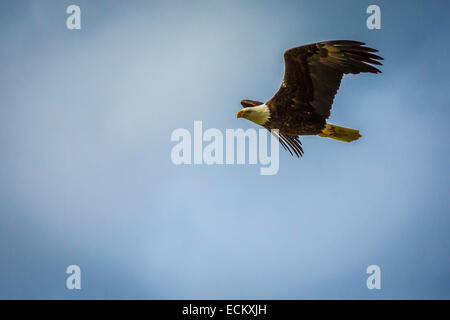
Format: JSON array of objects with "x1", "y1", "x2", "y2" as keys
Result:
[
  {"x1": 240, "y1": 40, "x2": 383, "y2": 157},
  {"x1": 264, "y1": 102, "x2": 326, "y2": 136}
]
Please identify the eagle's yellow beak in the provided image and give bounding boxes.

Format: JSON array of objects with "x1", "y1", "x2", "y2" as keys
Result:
[{"x1": 236, "y1": 109, "x2": 246, "y2": 119}]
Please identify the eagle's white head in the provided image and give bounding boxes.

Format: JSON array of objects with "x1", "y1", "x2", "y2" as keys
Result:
[{"x1": 236, "y1": 104, "x2": 271, "y2": 126}]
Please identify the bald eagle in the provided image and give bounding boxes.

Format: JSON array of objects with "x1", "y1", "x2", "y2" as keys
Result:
[{"x1": 237, "y1": 40, "x2": 383, "y2": 157}]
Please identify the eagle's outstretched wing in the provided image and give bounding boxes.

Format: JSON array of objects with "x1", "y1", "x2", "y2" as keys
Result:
[{"x1": 267, "y1": 40, "x2": 383, "y2": 118}]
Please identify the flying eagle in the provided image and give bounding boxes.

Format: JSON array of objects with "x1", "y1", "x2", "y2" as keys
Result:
[{"x1": 237, "y1": 40, "x2": 383, "y2": 157}]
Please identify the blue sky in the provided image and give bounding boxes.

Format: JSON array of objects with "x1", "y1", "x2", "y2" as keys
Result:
[{"x1": 0, "y1": 0, "x2": 449, "y2": 299}]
